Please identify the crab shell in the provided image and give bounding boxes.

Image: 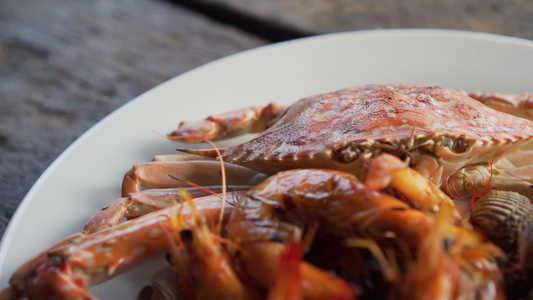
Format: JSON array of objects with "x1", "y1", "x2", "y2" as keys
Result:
[{"x1": 212, "y1": 84, "x2": 533, "y2": 185}]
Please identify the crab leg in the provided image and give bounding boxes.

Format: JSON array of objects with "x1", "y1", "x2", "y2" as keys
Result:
[
  {"x1": 469, "y1": 91, "x2": 533, "y2": 120},
  {"x1": 4, "y1": 195, "x2": 233, "y2": 299},
  {"x1": 168, "y1": 103, "x2": 287, "y2": 142},
  {"x1": 121, "y1": 155, "x2": 267, "y2": 196},
  {"x1": 84, "y1": 187, "x2": 248, "y2": 234}
]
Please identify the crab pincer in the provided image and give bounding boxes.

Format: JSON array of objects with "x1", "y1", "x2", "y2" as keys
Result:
[{"x1": 169, "y1": 103, "x2": 287, "y2": 142}]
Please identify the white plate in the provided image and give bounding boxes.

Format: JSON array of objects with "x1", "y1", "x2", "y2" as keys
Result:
[{"x1": 1, "y1": 29, "x2": 532, "y2": 298}]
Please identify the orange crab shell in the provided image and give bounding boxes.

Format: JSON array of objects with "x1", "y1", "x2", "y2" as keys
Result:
[{"x1": 216, "y1": 84, "x2": 533, "y2": 177}]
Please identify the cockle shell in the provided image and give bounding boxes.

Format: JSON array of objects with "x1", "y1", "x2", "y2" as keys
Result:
[
  {"x1": 137, "y1": 267, "x2": 186, "y2": 300},
  {"x1": 470, "y1": 191, "x2": 533, "y2": 252}
]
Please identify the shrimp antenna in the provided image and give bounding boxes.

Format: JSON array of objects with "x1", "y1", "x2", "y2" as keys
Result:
[
  {"x1": 445, "y1": 149, "x2": 506, "y2": 213},
  {"x1": 168, "y1": 174, "x2": 222, "y2": 199},
  {"x1": 155, "y1": 130, "x2": 228, "y2": 236}
]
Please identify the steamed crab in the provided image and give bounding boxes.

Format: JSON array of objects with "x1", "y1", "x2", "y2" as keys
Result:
[{"x1": 125, "y1": 84, "x2": 533, "y2": 202}]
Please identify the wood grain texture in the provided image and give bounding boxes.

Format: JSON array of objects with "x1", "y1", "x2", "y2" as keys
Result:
[
  {"x1": 0, "y1": 0, "x2": 266, "y2": 236},
  {"x1": 191, "y1": 0, "x2": 533, "y2": 39}
]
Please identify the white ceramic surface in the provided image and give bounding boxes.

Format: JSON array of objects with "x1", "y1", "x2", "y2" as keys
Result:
[{"x1": 1, "y1": 29, "x2": 532, "y2": 298}]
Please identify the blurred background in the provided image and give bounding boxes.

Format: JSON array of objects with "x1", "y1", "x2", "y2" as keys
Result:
[{"x1": 0, "y1": 0, "x2": 532, "y2": 237}]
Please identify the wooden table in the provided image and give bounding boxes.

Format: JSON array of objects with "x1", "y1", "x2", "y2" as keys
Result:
[{"x1": 1, "y1": 0, "x2": 532, "y2": 239}]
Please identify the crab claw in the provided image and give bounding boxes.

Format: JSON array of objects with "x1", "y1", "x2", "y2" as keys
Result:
[
  {"x1": 169, "y1": 103, "x2": 287, "y2": 142},
  {"x1": 121, "y1": 154, "x2": 267, "y2": 196}
]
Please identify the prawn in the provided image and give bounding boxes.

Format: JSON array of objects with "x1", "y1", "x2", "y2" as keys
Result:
[
  {"x1": 393, "y1": 201, "x2": 504, "y2": 299},
  {"x1": 159, "y1": 191, "x2": 256, "y2": 300}
]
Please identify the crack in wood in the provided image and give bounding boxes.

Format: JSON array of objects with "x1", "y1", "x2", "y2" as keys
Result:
[{"x1": 161, "y1": 0, "x2": 316, "y2": 42}]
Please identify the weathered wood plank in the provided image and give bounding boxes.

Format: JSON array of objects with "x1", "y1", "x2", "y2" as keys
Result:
[
  {"x1": 185, "y1": 0, "x2": 533, "y2": 40},
  {"x1": 0, "y1": 0, "x2": 266, "y2": 236}
]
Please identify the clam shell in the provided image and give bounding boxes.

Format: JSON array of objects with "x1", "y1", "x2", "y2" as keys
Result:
[
  {"x1": 137, "y1": 267, "x2": 187, "y2": 300},
  {"x1": 470, "y1": 191, "x2": 533, "y2": 252}
]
